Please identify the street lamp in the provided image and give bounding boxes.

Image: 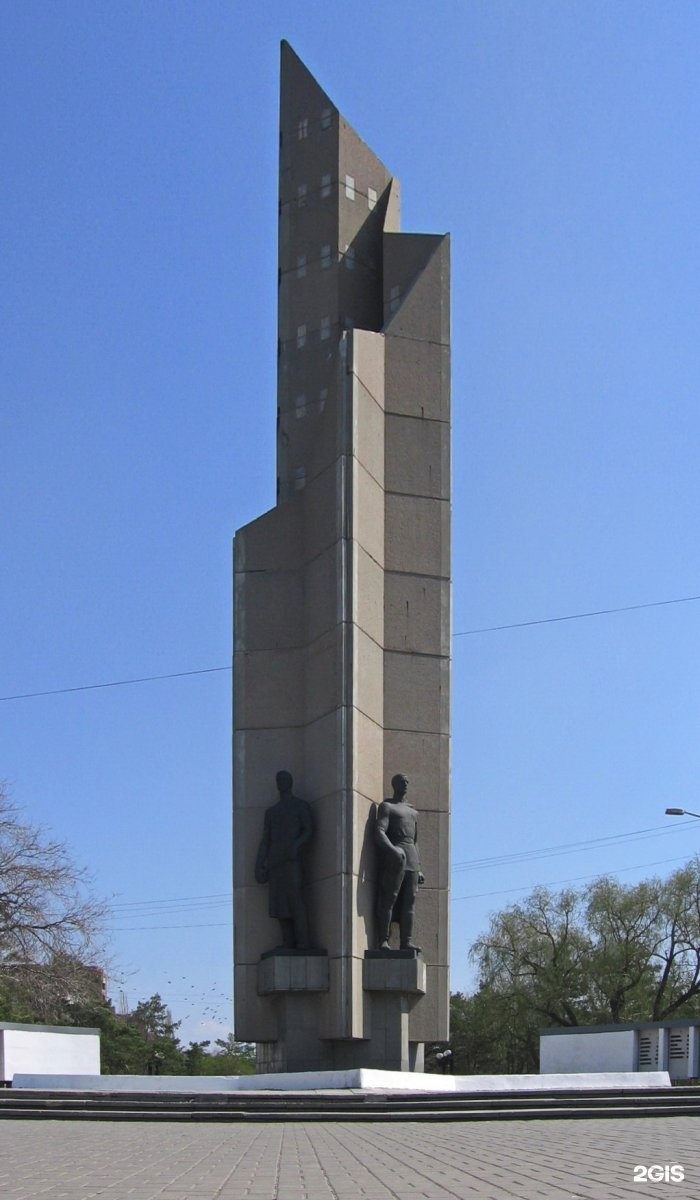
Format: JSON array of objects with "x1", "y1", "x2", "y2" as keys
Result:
[{"x1": 665, "y1": 808, "x2": 700, "y2": 819}]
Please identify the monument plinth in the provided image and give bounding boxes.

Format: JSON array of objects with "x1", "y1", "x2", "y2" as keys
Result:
[{"x1": 233, "y1": 41, "x2": 450, "y2": 1072}]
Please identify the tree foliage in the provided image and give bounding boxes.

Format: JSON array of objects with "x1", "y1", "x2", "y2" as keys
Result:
[
  {"x1": 0, "y1": 784, "x2": 108, "y2": 1020},
  {"x1": 127, "y1": 993, "x2": 185, "y2": 1074},
  {"x1": 57, "y1": 993, "x2": 256, "y2": 1075},
  {"x1": 209, "y1": 1032, "x2": 256, "y2": 1075},
  {"x1": 461, "y1": 859, "x2": 700, "y2": 1073},
  {"x1": 65, "y1": 999, "x2": 157, "y2": 1074},
  {"x1": 450, "y1": 986, "x2": 539, "y2": 1075}
]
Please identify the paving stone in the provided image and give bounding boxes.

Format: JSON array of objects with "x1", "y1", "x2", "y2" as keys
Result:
[{"x1": 0, "y1": 1118, "x2": 700, "y2": 1199}]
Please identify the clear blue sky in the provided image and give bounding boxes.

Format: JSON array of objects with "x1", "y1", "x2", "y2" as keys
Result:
[{"x1": 3, "y1": 1, "x2": 700, "y2": 1046}]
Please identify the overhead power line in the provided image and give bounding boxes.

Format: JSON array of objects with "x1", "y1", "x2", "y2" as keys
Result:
[
  {"x1": 104, "y1": 823, "x2": 696, "y2": 916},
  {"x1": 2, "y1": 591, "x2": 698, "y2": 702},
  {"x1": 0, "y1": 666, "x2": 231, "y2": 702},
  {"x1": 107, "y1": 920, "x2": 233, "y2": 932},
  {"x1": 110, "y1": 891, "x2": 232, "y2": 909},
  {"x1": 452, "y1": 853, "x2": 693, "y2": 903},
  {"x1": 452, "y1": 820, "x2": 697, "y2": 872},
  {"x1": 107, "y1": 852, "x2": 697, "y2": 929},
  {"x1": 102, "y1": 821, "x2": 700, "y2": 930},
  {"x1": 453, "y1": 593, "x2": 700, "y2": 636},
  {"x1": 109, "y1": 903, "x2": 230, "y2": 919}
]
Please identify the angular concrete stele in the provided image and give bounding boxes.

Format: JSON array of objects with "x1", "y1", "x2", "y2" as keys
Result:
[{"x1": 233, "y1": 42, "x2": 451, "y2": 1072}]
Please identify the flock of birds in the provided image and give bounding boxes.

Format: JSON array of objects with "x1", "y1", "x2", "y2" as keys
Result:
[{"x1": 164, "y1": 978, "x2": 234, "y2": 1026}]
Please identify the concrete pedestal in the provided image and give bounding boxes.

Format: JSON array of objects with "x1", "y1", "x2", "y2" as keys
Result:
[
  {"x1": 257, "y1": 951, "x2": 329, "y2": 994},
  {"x1": 253, "y1": 950, "x2": 427, "y2": 1073},
  {"x1": 256, "y1": 953, "x2": 330, "y2": 1074},
  {"x1": 362, "y1": 950, "x2": 426, "y2": 1072}
]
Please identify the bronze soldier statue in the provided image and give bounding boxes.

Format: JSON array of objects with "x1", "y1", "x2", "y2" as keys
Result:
[
  {"x1": 255, "y1": 770, "x2": 313, "y2": 951},
  {"x1": 375, "y1": 773, "x2": 424, "y2": 951}
]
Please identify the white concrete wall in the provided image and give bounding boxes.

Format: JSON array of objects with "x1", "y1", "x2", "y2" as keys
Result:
[
  {"x1": 540, "y1": 1029, "x2": 636, "y2": 1074},
  {"x1": 12, "y1": 1068, "x2": 671, "y2": 1093},
  {"x1": 1, "y1": 1028, "x2": 100, "y2": 1081}
]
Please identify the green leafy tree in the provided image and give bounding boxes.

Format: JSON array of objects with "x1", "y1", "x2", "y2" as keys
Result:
[
  {"x1": 129, "y1": 994, "x2": 185, "y2": 1074},
  {"x1": 0, "y1": 976, "x2": 26, "y2": 1022},
  {"x1": 649, "y1": 861, "x2": 700, "y2": 1020},
  {"x1": 64, "y1": 999, "x2": 155, "y2": 1074},
  {"x1": 183, "y1": 1040, "x2": 211, "y2": 1075},
  {"x1": 465, "y1": 858, "x2": 700, "y2": 1072},
  {"x1": 585, "y1": 877, "x2": 663, "y2": 1022},
  {"x1": 208, "y1": 1033, "x2": 256, "y2": 1075},
  {"x1": 472, "y1": 885, "x2": 593, "y2": 1029},
  {"x1": 450, "y1": 987, "x2": 539, "y2": 1074}
]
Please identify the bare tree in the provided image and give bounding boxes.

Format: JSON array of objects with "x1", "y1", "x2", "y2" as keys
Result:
[{"x1": 0, "y1": 783, "x2": 108, "y2": 1021}]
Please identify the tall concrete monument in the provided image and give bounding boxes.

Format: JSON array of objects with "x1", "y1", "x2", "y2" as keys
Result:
[{"x1": 233, "y1": 42, "x2": 450, "y2": 1073}]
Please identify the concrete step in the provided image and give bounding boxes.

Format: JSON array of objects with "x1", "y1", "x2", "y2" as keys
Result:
[{"x1": 1, "y1": 1086, "x2": 699, "y2": 1122}]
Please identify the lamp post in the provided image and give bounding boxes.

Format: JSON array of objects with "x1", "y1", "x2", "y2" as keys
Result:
[{"x1": 665, "y1": 808, "x2": 700, "y2": 819}]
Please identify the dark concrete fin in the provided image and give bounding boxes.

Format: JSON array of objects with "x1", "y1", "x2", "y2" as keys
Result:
[
  {"x1": 280, "y1": 41, "x2": 338, "y2": 137},
  {"x1": 382, "y1": 233, "x2": 450, "y2": 344}
]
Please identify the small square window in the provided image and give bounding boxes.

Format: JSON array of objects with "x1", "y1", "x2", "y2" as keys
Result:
[
  {"x1": 293, "y1": 466, "x2": 306, "y2": 491},
  {"x1": 321, "y1": 244, "x2": 332, "y2": 269},
  {"x1": 345, "y1": 175, "x2": 355, "y2": 201},
  {"x1": 320, "y1": 316, "x2": 331, "y2": 340},
  {"x1": 296, "y1": 255, "x2": 307, "y2": 278},
  {"x1": 296, "y1": 324, "x2": 306, "y2": 348},
  {"x1": 345, "y1": 247, "x2": 355, "y2": 271},
  {"x1": 297, "y1": 184, "x2": 307, "y2": 208},
  {"x1": 389, "y1": 284, "x2": 401, "y2": 314},
  {"x1": 368, "y1": 186, "x2": 377, "y2": 211},
  {"x1": 295, "y1": 394, "x2": 306, "y2": 418},
  {"x1": 321, "y1": 173, "x2": 331, "y2": 198},
  {"x1": 321, "y1": 108, "x2": 332, "y2": 130},
  {"x1": 297, "y1": 118, "x2": 308, "y2": 140}
]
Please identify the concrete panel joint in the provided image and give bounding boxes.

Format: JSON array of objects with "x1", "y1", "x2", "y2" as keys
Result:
[
  {"x1": 363, "y1": 952, "x2": 426, "y2": 994},
  {"x1": 257, "y1": 953, "x2": 330, "y2": 995}
]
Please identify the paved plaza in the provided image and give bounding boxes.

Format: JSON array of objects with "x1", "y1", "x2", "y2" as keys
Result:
[{"x1": 0, "y1": 1116, "x2": 699, "y2": 1200}]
